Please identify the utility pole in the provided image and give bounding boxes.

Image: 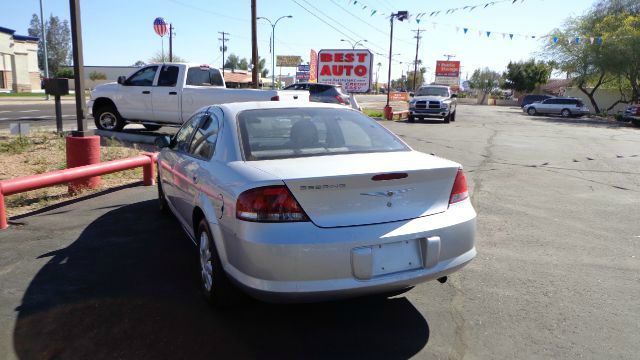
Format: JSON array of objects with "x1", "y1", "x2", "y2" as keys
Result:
[
  {"x1": 218, "y1": 31, "x2": 229, "y2": 70},
  {"x1": 169, "y1": 23, "x2": 174, "y2": 62},
  {"x1": 69, "y1": 0, "x2": 87, "y2": 135},
  {"x1": 39, "y1": 0, "x2": 50, "y2": 100},
  {"x1": 251, "y1": 0, "x2": 259, "y2": 89},
  {"x1": 411, "y1": 28, "x2": 423, "y2": 92}
]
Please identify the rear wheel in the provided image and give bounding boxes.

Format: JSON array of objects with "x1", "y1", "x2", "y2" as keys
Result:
[
  {"x1": 94, "y1": 105, "x2": 125, "y2": 131},
  {"x1": 527, "y1": 107, "x2": 537, "y2": 116},
  {"x1": 143, "y1": 124, "x2": 162, "y2": 131},
  {"x1": 561, "y1": 109, "x2": 571, "y2": 117},
  {"x1": 198, "y1": 219, "x2": 245, "y2": 307}
]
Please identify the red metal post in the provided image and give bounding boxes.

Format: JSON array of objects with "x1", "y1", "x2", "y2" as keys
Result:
[
  {"x1": 66, "y1": 135, "x2": 101, "y2": 193},
  {"x1": 0, "y1": 189, "x2": 7, "y2": 230},
  {"x1": 141, "y1": 152, "x2": 156, "y2": 186}
]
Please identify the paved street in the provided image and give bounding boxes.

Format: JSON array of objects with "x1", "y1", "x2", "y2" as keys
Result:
[
  {"x1": 0, "y1": 100, "x2": 78, "y2": 131},
  {"x1": 0, "y1": 105, "x2": 638, "y2": 359}
]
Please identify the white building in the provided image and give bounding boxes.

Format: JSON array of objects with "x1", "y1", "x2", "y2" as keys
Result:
[{"x1": 0, "y1": 26, "x2": 41, "y2": 92}]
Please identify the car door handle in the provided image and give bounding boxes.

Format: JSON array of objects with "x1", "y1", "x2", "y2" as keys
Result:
[
  {"x1": 142, "y1": 90, "x2": 151, "y2": 94},
  {"x1": 169, "y1": 91, "x2": 177, "y2": 95}
]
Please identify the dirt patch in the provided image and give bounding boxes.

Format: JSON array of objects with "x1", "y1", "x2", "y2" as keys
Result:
[{"x1": 0, "y1": 132, "x2": 150, "y2": 218}]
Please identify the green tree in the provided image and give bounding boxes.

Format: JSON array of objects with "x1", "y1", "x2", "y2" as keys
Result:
[
  {"x1": 503, "y1": 59, "x2": 553, "y2": 94},
  {"x1": 258, "y1": 57, "x2": 268, "y2": 78},
  {"x1": 132, "y1": 60, "x2": 146, "y2": 67},
  {"x1": 224, "y1": 53, "x2": 244, "y2": 70},
  {"x1": 469, "y1": 68, "x2": 503, "y2": 104},
  {"x1": 28, "y1": 13, "x2": 71, "y2": 75},
  {"x1": 148, "y1": 51, "x2": 186, "y2": 63},
  {"x1": 55, "y1": 68, "x2": 74, "y2": 78},
  {"x1": 407, "y1": 67, "x2": 427, "y2": 91}
]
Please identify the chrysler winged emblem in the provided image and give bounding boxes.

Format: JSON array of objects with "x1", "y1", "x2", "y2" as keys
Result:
[{"x1": 360, "y1": 188, "x2": 414, "y2": 197}]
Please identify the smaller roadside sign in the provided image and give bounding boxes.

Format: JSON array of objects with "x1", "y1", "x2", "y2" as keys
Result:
[
  {"x1": 296, "y1": 72, "x2": 310, "y2": 81},
  {"x1": 276, "y1": 55, "x2": 302, "y2": 67},
  {"x1": 298, "y1": 64, "x2": 310, "y2": 72}
]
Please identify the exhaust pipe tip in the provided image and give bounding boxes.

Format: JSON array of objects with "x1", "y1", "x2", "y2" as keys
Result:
[{"x1": 437, "y1": 276, "x2": 448, "y2": 284}]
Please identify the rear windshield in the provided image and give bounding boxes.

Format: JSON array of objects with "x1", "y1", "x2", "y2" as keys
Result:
[
  {"x1": 237, "y1": 108, "x2": 409, "y2": 160},
  {"x1": 186, "y1": 67, "x2": 224, "y2": 86},
  {"x1": 416, "y1": 87, "x2": 449, "y2": 97}
]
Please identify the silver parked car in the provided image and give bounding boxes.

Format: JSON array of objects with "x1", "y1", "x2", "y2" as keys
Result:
[
  {"x1": 523, "y1": 97, "x2": 590, "y2": 117},
  {"x1": 155, "y1": 102, "x2": 476, "y2": 305}
]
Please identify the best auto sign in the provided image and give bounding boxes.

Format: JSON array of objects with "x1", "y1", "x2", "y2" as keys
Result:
[{"x1": 317, "y1": 49, "x2": 373, "y2": 93}]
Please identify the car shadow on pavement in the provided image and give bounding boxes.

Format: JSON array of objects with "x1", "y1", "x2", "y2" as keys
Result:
[{"x1": 13, "y1": 200, "x2": 429, "y2": 359}]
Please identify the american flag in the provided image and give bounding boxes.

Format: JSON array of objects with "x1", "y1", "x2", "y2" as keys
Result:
[{"x1": 153, "y1": 17, "x2": 169, "y2": 37}]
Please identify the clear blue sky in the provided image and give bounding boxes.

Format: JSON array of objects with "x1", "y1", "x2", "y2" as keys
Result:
[{"x1": 2, "y1": 0, "x2": 597, "y2": 80}]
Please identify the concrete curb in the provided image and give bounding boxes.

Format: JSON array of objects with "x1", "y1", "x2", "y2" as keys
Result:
[{"x1": 95, "y1": 130, "x2": 160, "y2": 145}]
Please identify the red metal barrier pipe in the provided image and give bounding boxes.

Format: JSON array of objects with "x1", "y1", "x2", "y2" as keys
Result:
[{"x1": 0, "y1": 153, "x2": 157, "y2": 230}]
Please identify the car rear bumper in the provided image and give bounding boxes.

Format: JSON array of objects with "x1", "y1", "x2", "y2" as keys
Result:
[{"x1": 217, "y1": 199, "x2": 476, "y2": 302}]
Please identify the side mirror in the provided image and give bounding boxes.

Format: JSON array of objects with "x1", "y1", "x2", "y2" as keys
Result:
[
  {"x1": 117, "y1": 76, "x2": 126, "y2": 85},
  {"x1": 451, "y1": 93, "x2": 458, "y2": 98},
  {"x1": 154, "y1": 135, "x2": 171, "y2": 148}
]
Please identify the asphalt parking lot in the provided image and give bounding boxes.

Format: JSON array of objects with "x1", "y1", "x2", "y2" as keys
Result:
[{"x1": 0, "y1": 105, "x2": 638, "y2": 359}]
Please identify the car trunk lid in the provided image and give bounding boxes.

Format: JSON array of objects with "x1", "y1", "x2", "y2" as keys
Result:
[{"x1": 246, "y1": 151, "x2": 459, "y2": 227}]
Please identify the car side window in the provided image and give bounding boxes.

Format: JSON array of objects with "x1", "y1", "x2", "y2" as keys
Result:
[
  {"x1": 172, "y1": 113, "x2": 206, "y2": 152},
  {"x1": 157, "y1": 65, "x2": 179, "y2": 87},
  {"x1": 125, "y1": 66, "x2": 158, "y2": 86},
  {"x1": 188, "y1": 110, "x2": 221, "y2": 159}
]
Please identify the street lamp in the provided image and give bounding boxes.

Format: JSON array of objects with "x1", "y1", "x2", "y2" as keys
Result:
[
  {"x1": 257, "y1": 15, "x2": 292, "y2": 89},
  {"x1": 340, "y1": 39, "x2": 368, "y2": 49},
  {"x1": 385, "y1": 11, "x2": 409, "y2": 118}
]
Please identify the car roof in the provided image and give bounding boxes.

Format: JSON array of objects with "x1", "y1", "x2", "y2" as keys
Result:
[{"x1": 213, "y1": 101, "x2": 349, "y2": 115}]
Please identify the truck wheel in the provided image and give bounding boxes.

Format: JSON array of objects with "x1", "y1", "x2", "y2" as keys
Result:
[
  {"x1": 450, "y1": 111, "x2": 456, "y2": 122},
  {"x1": 94, "y1": 105, "x2": 125, "y2": 131},
  {"x1": 408, "y1": 115, "x2": 415, "y2": 123},
  {"x1": 444, "y1": 114, "x2": 451, "y2": 123},
  {"x1": 143, "y1": 124, "x2": 162, "y2": 131}
]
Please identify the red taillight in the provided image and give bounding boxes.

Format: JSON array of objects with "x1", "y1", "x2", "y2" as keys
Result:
[
  {"x1": 236, "y1": 186, "x2": 309, "y2": 222},
  {"x1": 449, "y1": 169, "x2": 469, "y2": 205},
  {"x1": 271, "y1": 95, "x2": 280, "y2": 101},
  {"x1": 335, "y1": 95, "x2": 346, "y2": 105}
]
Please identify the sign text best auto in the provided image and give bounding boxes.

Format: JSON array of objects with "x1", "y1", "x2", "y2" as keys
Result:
[{"x1": 317, "y1": 49, "x2": 373, "y2": 93}]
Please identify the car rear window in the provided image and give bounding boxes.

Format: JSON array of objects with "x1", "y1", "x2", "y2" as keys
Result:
[
  {"x1": 237, "y1": 108, "x2": 409, "y2": 160},
  {"x1": 186, "y1": 67, "x2": 224, "y2": 86}
]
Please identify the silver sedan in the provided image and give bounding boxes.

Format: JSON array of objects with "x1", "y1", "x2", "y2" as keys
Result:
[{"x1": 155, "y1": 102, "x2": 476, "y2": 305}]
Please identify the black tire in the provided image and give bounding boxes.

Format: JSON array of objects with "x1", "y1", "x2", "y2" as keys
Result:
[
  {"x1": 197, "y1": 219, "x2": 245, "y2": 307},
  {"x1": 408, "y1": 115, "x2": 415, "y2": 123},
  {"x1": 450, "y1": 111, "x2": 456, "y2": 122},
  {"x1": 527, "y1": 107, "x2": 537, "y2": 116},
  {"x1": 157, "y1": 174, "x2": 169, "y2": 214},
  {"x1": 561, "y1": 109, "x2": 571, "y2": 117},
  {"x1": 94, "y1": 105, "x2": 125, "y2": 131},
  {"x1": 444, "y1": 114, "x2": 451, "y2": 123},
  {"x1": 143, "y1": 124, "x2": 162, "y2": 131}
]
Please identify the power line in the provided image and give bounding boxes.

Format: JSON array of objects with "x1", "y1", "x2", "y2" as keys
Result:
[
  {"x1": 297, "y1": 0, "x2": 389, "y2": 55},
  {"x1": 290, "y1": 0, "x2": 359, "y2": 43},
  {"x1": 326, "y1": 0, "x2": 414, "y2": 47}
]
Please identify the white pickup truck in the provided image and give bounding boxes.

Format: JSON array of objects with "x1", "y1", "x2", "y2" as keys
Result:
[{"x1": 87, "y1": 63, "x2": 307, "y2": 131}]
